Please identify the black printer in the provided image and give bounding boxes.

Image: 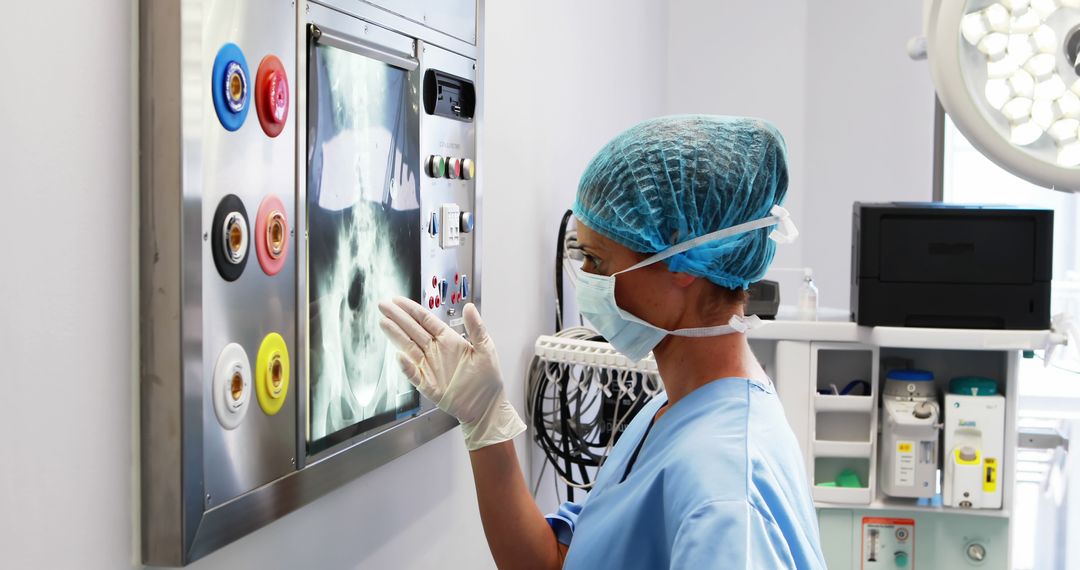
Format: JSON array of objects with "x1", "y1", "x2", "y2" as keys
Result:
[{"x1": 851, "y1": 203, "x2": 1053, "y2": 330}]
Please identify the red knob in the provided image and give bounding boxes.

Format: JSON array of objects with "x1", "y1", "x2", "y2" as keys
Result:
[{"x1": 255, "y1": 55, "x2": 289, "y2": 138}]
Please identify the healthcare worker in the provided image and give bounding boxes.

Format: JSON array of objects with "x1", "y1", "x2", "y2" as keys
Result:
[{"x1": 379, "y1": 115, "x2": 825, "y2": 569}]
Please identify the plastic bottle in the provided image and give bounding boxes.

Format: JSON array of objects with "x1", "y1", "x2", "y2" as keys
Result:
[{"x1": 798, "y1": 268, "x2": 818, "y2": 321}]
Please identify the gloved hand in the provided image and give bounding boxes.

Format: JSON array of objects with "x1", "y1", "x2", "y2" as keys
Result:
[{"x1": 378, "y1": 297, "x2": 526, "y2": 451}]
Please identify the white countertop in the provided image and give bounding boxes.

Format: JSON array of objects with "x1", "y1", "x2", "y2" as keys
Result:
[{"x1": 748, "y1": 306, "x2": 1065, "y2": 351}]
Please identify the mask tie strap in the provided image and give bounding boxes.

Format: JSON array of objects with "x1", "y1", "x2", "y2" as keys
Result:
[
  {"x1": 727, "y1": 314, "x2": 763, "y2": 333},
  {"x1": 615, "y1": 207, "x2": 798, "y2": 276},
  {"x1": 768, "y1": 205, "x2": 800, "y2": 244},
  {"x1": 640, "y1": 313, "x2": 764, "y2": 338}
]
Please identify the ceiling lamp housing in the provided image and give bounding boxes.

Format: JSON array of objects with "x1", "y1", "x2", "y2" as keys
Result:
[{"x1": 928, "y1": 0, "x2": 1080, "y2": 191}]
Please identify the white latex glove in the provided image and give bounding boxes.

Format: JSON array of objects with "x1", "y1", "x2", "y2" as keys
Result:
[{"x1": 378, "y1": 296, "x2": 526, "y2": 451}]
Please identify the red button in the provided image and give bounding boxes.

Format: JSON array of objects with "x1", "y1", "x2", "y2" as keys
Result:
[
  {"x1": 435, "y1": 297, "x2": 441, "y2": 308},
  {"x1": 432, "y1": 276, "x2": 438, "y2": 288},
  {"x1": 452, "y1": 294, "x2": 458, "y2": 304},
  {"x1": 267, "y1": 72, "x2": 287, "y2": 123},
  {"x1": 455, "y1": 273, "x2": 460, "y2": 284},
  {"x1": 255, "y1": 55, "x2": 289, "y2": 138}
]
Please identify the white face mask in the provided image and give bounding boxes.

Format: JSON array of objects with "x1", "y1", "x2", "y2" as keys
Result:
[{"x1": 574, "y1": 205, "x2": 798, "y2": 363}]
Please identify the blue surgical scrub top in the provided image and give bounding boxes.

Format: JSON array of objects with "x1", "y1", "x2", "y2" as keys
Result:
[{"x1": 546, "y1": 377, "x2": 825, "y2": 569}]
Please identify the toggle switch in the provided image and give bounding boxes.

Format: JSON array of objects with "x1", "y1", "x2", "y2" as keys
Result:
[
  {"x1": 460, "y1": 275, "x2": 470, "y2": 300},
  {"x1": 440, "y1": 204, "x2": 461, "y2": 248},
  {"x1": 428, "y1": 210, "x2": 440, "y2": 237},
  {"x1": 439, "y1": 279, "x2": 449, "y2": 301},
  {"x1": 460, "y1": 211, "x2": 475, "y2": 234},
  {"x1": 984, "y1": 458, "x2": 998, "y2": 492}
]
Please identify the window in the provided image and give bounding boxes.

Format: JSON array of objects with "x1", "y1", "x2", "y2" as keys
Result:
[
  {"x1": 941, "y1": 113, "x2": 1080, "y2": 570},
  {"x1": 942, "y1": 115, "x2": 1080, "y2": 280}
]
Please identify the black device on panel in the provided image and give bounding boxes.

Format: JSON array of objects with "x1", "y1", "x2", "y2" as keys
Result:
[
  {"x1": 850, "y1": 203, "x2": 1053, "y2": 330},
  {"x1": 423, "y1": 69, "x2": 475, "y2": 120},
  {"x1": 747, "y1": 280, "x2": 780, "y2": 319}
]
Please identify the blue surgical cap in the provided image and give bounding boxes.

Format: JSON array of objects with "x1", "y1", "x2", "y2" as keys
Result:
[{"x1": 572, "y1": 115, "x2": 789, "y2": 290}]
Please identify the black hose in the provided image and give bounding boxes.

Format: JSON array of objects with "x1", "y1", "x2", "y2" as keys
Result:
[
  {"x1": 554, "y1": 209, "x2": 574, "y2": 333},
  {"x1": 535, "y1": 209, "x2": 657, "y2": 498},
  {"x1": 530, "y1": 356, "x2": 657, "y2": 498}
]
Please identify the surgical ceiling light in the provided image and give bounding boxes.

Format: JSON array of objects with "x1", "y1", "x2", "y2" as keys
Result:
[{"x1": 926, "y1": 0, "x2": 1080, "y2": 189}]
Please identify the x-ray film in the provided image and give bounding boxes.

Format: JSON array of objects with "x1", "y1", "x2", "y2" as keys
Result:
[{"x1": 307, "y1": 42, "x2": 422, "y2": 450}]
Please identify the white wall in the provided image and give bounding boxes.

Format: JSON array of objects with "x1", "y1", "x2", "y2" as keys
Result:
[
  {"x1": 0, "y1": 0, "x2": 136, "y2": 566},
  {"x1": 665, "y1": 0, "x2": 809, "y2": 274},
  {"x1": 481, "y1": 0, "x2": 669, "y2": 513},
  {"x1": 0, "y1": 1, "x2": 667, "y2": 569},
  {"x1": 0, "y1": 1, "x2": 937, "y2": 567},
  {"x1": 799, "y1": 2, "x2": 936, "y2": 309},
  {"x1": 665, "y1": 1, "x2": 936, "y2": 309}
]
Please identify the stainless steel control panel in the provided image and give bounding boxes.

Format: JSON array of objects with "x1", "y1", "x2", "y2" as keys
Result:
[
  {"x1": 140, "y1": 1, "x2": 479, "y2": 564},
  {"x1": 420, "y1": 41, "x2": 479, "y2": 324}
]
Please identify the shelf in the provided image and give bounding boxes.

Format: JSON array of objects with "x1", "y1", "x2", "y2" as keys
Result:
[
  {"x1": 812, "y1": 486, "x2": 872, "y2": 505},
  {"x1": 869, "y1": 327, "x2": 1061, "y2": 351},
  {"x1": 750, "y1": 320, "x2": 862, "y2": 343},
  {"x1": 815, "y1": 394, "x2": 874, "y2": 413},
  {"x1": 816, "y1": 496, "x2": 1011, "y2": 519},
  {"x1": 813, "y1": 456, "x2": 872, "y2": 506},
  {"x1": 748, "y1": 314, "x2": 1061, "y2": 351},
  {"x1": 813, "y1": 440, "x2": 872, "y2": 458}
]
